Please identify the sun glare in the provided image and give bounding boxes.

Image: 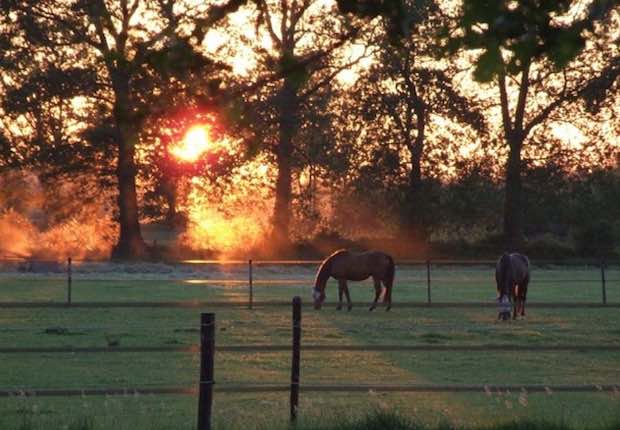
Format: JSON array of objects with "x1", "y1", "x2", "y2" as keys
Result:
[
  {"x1": 180, "y1": 156, "x2": 275, "y2": 258},
  {"x1": 170, "y1": 125, "x2": 212, "y2": 162}
]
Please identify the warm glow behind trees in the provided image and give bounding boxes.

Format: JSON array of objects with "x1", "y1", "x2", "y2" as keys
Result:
[
  {"x1": 0, "y1": 0, "x2": 619, "y2": 259},
  {"x1": 170, "y1": 125, "x2": 213, "y2": 162}
]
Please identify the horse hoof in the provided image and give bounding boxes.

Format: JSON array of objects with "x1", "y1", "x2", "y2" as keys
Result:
[
  {"x1": 336, "y1": 305, "x2": 342, "y2": 311},
  {"x1": 385, "y1": 305, "x2": 391, "y2": 312},
  {"x1": 368, "y1": 306, "x2": 375, "y2": 311},
  {"x1": 347, "y1": 306, "x2": 352, "y2": 312}
]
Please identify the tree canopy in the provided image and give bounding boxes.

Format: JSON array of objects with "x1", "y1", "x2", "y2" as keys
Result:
[{"x1": 0, "y1": 0, "x2": 618, "y2": 260}]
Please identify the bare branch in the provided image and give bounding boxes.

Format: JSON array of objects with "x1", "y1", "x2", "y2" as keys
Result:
[
  {"x1": 513, "y1": 60, "x2": 531, "y2": 133},
  {"x1": 497, "y1": 71, "x2": 513, "y2": 137},
  {"x1": 256, "y1": 0, "x2": 283, "y2": 49}
]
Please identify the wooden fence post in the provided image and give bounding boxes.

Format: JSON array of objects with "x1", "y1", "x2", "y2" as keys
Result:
[
  {"x1": 426, "y1": 260, "x2": 431, "y2": 304},
  {"x1": 600, "y1": 260, "x2": 607, "y2": 305},
  {"x1": 290, "y1": 296, "x2": 302, "y2": 423},
  {"x1": 197, "y1": 313, "x2": 215, "y2": 430},
  {"x1": 67, "y1": 257, "x2": 72, "y2": 305},
  {"x1": 249, "y1": 259, "x2": 253, "y2": 310}
]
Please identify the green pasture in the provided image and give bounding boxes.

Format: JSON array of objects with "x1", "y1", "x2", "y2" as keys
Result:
[{"x1": 0, "y1": 265, "x2": 619, "y2": 429}]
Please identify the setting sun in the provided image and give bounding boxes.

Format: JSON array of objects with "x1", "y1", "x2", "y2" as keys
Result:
[{"x1": 170, "y1": 125, "x2": 212, "y2": 162}]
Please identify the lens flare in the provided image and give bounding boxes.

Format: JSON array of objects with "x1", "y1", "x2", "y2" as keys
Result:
[{"x1": 170, "y1": 125, "x2": 212, "y2": 162}]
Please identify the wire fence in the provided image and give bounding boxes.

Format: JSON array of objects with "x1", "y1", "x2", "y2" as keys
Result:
[
  {"x1": 0, "y1": 257, "x2": 618, "y2": 309},
  {"x1": 2, "y1": 344, "x2": 619, "y2": 354},
  {"x1": 0, "y1": 301, "x2": 618, "y2": 309},
  {"x1": 2, "y1": 257, "x2": 619, "y2": 428},
  {"x1": 2, "y1": 297, "x2": 620, "y2": 427}
]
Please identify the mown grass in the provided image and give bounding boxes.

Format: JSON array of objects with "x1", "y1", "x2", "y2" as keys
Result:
[{"x1": 0, "y1": 265, "x2": 618, "y2": 429}]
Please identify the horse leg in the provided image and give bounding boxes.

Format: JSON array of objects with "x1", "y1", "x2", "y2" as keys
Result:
[
  {"x1": 382, "y1": 280, "x2": 392, "y2": 311},
  {"x1": 521, "y1": 280, "x2": 529, "y2": 317},
  {"x1": 515, "y1": 287, "x2": 523, "y2": 317},
  {"x1": 512, "y1": 285, "x2": 518, "y2": 320},
  {"x1": 514, "y1": 298, "x2": 520, "y2": 320},
  {"x1": 369, "y1": 278, "x2": 381, "y2": 311},
  {"x1": 344, "y1": 281, "x2": 353, "y2": 311},
  {"x1": 336, "y1": 280, "x2": 344, "y2": 310}
]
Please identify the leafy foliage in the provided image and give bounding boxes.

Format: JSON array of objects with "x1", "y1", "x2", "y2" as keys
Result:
[{"x1": 448, "y1": 0, "x2": 620, "y2": 82}]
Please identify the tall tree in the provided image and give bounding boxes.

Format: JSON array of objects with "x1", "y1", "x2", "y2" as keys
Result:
[
  {"x1": 3, "y1": 0, "x2": 240, "y2": 259},
  {"x1": 446, "y1": 0, "x2": 620, "y2": 249},
  {"x1": 248, "y1": 0, "x2": 361, "y2": 251},
  {"x1": 347, "y1": 2, "x2": 485, "y2": 240}
]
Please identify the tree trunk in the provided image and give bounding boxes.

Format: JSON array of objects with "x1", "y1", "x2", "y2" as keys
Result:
[
  {"x1": 112, "y1": 128, "x2": 148, "y2": 260},
  {"x1": 405, "y1": 102, "x2": 426, "y2": 243},
  {"x1": 503, "y1": 135, "x2": 524, "y2": 251},
  {"x1": 161, "y1": 176, "x2": 180, "y2": 227},
  {"x1": 110, "y1": 74, "x2": 147, "y2": 260},
  {"x1": 498, "y1": 64, "x2": 529, "y2": 252},
  {"x1": 271, "y1": 77, "x2": 298, "y2": 252}
]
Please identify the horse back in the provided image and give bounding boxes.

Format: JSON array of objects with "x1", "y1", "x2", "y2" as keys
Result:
[
  {"x1": 511, "y1": 253, "x2": 530, "y2": 283},
  {"x1": 496, "y1": 253, "x2": 530, "y2": 289},
  {"x1": 330, "y1": 250, "x2": 392, "y2": 281}
]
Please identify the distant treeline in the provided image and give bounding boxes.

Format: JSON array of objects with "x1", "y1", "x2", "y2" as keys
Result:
[{"x1": 1, "y1": 1, "x2": 619, "y2": 259}]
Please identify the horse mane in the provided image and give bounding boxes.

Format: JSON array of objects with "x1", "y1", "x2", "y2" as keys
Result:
[{"x1": 314, "y1": 249, "x2": 347, "y2": 290}]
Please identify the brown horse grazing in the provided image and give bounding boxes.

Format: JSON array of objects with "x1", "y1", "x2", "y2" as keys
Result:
[
  {"x1": 495, "y1": 252, "x2": 530, "y2": 320},
  {"x1": 312, "y1": 249, "x2": 395, "y2": 311}
]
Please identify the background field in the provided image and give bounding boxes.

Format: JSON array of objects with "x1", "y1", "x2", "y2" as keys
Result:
[{"x1": 0, "y1": 262, "x2": 619, "y2": 429}]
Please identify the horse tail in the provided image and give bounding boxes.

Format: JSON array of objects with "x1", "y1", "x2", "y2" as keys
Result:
[{"x1": 385, "y1": 254, "x2": 395, "y2": 303}]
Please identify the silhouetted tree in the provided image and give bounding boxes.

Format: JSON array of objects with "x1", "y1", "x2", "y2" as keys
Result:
[
  {"x1": 246, "y1": 0, "x2": 362, "y2": 251},
  {"x1": 346, "y1": 2, "x2": 486, "y2": 241},
  {"x1": 3, "y1": 0, "x2": 241, "y2": 259},
  {"x1": 445, "y1": 0, "x2": 620, "y2": 250}
]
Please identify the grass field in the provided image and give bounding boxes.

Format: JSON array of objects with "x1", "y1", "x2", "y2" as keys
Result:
[{"x1": 0, "y1": 263, "x2": 619, "y2": 429}]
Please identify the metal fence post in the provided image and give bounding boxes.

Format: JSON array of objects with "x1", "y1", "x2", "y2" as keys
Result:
[
  {"x1": 249, "y1": 259, "x2": 253, "y2": 310},
  {"x1": 67, "y1": 257, "x2": 72, "y2": 305},
  {"x1": 197, "y1": 313, "x2": 215, "y2": 430},
  {"x1": 426, "y1": 260, "x2": 431, "y2": 304},
  {"x1": 290, "y1": 296, "x2": 301, "y2": 422},
  {"x1": 600, "y1": 260, "x2": 607, "y2": 305}
]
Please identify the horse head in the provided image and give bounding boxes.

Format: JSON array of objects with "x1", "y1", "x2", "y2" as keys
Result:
[
  {"x1": 496, "y1": 253, "x2": 513, "y2": 320},
  {"x1": 312, "y1": 286, "x2": 325, "y2": 310},
  {"x1": 313, "y1": 253, "x2": 335, "y2": 310},
  {"x1": 497, "y1": 295, "x2": 512, "y2": 320}
]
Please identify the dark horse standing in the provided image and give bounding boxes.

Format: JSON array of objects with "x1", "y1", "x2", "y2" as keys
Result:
[
  {"x1": 312, "y1": 250, "x2": 395, "y2": 311},
  {"x1": 496, "y1": 252, "x2": 530, "y2": 320}
]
